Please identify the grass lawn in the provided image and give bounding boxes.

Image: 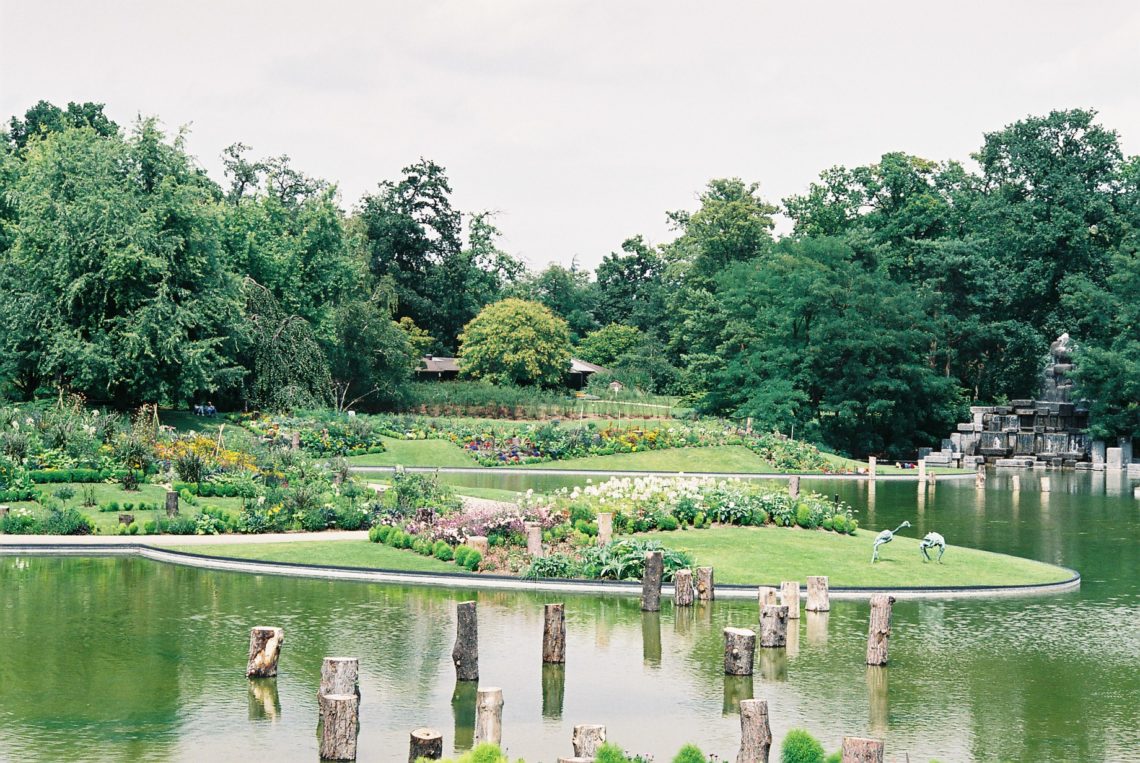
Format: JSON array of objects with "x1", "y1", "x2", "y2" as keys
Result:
[
  {"x1": 347, "y1": 437, "x2": 478, "y2": 468},
  {"x1": 13, "y1": 482, "x2": 239, "y2": 534},
  {"x1": 649, "y1": 526, "x2": 1072, "y2": 587},
  {"x1": 520, "y1": 445, "x2": 774, "y2": 473},
  {"x1": 170, "y1": 540, "x2": 465, "y2": 573}
]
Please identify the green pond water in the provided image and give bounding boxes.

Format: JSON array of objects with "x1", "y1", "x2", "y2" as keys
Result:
[{"x1": 2, "y1": 470, "x2": 1139, "y2": 762}]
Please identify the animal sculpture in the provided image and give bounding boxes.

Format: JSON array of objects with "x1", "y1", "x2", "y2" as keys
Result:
[
  {"x1": 920, "y1": 531, "x2": 946, "y2": 562},
  {"x1": 871, "y1": 521, "x2": 911, "y2": 563}
]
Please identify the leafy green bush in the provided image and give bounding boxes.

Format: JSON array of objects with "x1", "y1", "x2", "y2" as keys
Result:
[
  {"x1": 658, "y1": 515, "x2": 679, "y2": 531},
  {"x1": 0, "y1": 508, "x2": 40, "y2": 534},
  {"x1": 433, "y1": 542, "x2": 454, "y2": 561},
  {"x1": 40, "y1": 507, "x2": 94, "y2": 535},
  {"x1": 594, "y1": 744, "x2": 632, "y2": 763},
  {"x1": 461, "y1": 549, "x2": 482, "y2": 571},
  {"x1": 672, "y1": 745, "x2": 707, "y2": 763},
  {"x1": 781, "y1": 729, "x2": 825, "y2": 763},
  {"x1": 522, "y1": 553, "x2": 580, "y2": 580},
  {"x1": 824, "y1": 752, "x2": 842, "y2": 763},
  {"x1": 578, "y1": 539, "x2": 692, "y2": 581},
  {"x1": 368, "y1": 524, "x2": 390, "y2": 543},
  {"x1": 454, "y1": 545, "x2": 472, "y2": 566},
  {"x1": 54, "y1": 485, "x2": 77, "y2": 502}
]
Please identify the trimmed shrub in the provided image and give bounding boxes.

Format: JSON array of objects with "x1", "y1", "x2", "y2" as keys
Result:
[
  {"x1": 658, "y1": 515, "x2": 680, "y2": 531},
  {"x1": 433, "y1": 542, "x2": 454, "y2": 562},
  {"x1": 454, "y1": 545, "x2": 472, "y2": 566},
  {"x1": 462, "y1": 549, "x2": 482, "y2": 571},
  {"x1": 781, "y1": 729, "x2": 825, "y2": 763},
  {"x1": 594, "y1": 744, "x2": 631, "y2": 763},
  {"x1": 672, "y1": 744, "x2": 707, "y2": 763}
]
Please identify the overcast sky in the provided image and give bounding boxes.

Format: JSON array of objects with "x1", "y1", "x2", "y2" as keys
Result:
[{"x1": 3, "y1": 1, "x2": 1139, "y2": 270}]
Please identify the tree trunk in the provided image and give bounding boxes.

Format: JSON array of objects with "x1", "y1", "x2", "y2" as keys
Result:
[
  {"x1": 474, "y1": 687, "x2": 503, "y2": 745},
  {"x1": 409, "y1": 728, "x2": 443, "y2": 761},
  {"x1": 466, "y1": 536, "x2": 489, "y2": 557},
  {"x1": 118, "y1": 513, "x2": 134, "y2": 526},
  {"x1": 736, "y1": 698, "x2": 772, "y2": 763},
  {"x1": 452, "y1": 601, "x2": 479, "y2": 681},
  {"x1": 318, "y1": 693, "x2": 359, "y2": 761},
  {"x1": 674, "y1": 569, "x2": 694, "y2": 606},
  {"x1": 165, "y1": 490, "x2": 179, "y2": 518},
  {"x1": 525, "y1": 521, "x2": 544, "y2": 557},
  {"x1": 291, "y1": 431, "x2": 301, "y2": 451},
  {"x1": 840, "y1": 736, "x2": 885, "y2": 763},
  {"x1": 805, "y1": 576, "x2": 830, "y2": 612},
  {"x1": 572, "y1": 724, "x2": 607, "y2": 756},
  {"x1": 596, "y1": 512, "x2": 613, "y2": 545},
  {"x1": 779, "y1": 581, "x2": 800, "y2": 618},
  {"x1": 543, "y1": 603, "x2": 566, "y2": 664},
  {"x1": 723, "y1": 627, "x2": 756, "y2": 676},
  {"x1": 788, "y1": 475, "x2": 800, "y2": 499},
  {"x1": 641, "y1": 551, "x2": 663, "y2": 612},
  {"x1": 320, "y1": 658, "x2": 360, "y2": 721},
  {"x1": 696, "y1": 566, "x2": 715, "y2": 601},
  {"x1": 759, "y1": 605, "x2": 789, "y2": 648},
  {"x1": 865, "y1": 594, "x2": 895, "y2": 666},
  {"x1": 246, "y1": 626, "x2": 284, "y2": 678},
  {"x1": 757, "y1": 586, "x2": 778, "y2": 611}
]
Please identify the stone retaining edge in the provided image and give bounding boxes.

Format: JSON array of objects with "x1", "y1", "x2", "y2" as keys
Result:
[
  {"x1": 350, "y1": 465, "x2": 976, "y2": 481},
  {"x1": 0, "y1": 543, "x2": 1081, "y2": 601}
]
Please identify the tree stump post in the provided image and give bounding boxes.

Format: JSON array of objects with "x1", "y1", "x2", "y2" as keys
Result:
[
  {"x1": 917, "y1": 458, "x2": 927, "y2": 484},
  {"x1": 1011, "y1": 475, "x2": 1021, "y2": 492},
  {"x1": 674, "y1": 569, "x2": 694, "y2": 606},
  {"x1": 724, "y1": 627, "x2": 756, "y2": 676},
  {"x1": 757, "y1": 586, "x2": 778, "y2": 612},
  {"x1": 543, "y1": 603, "x2": 566, "y2": 664},
  {"x1": 867, "y1": 456, "x2": 877, "y2": 479},
  {"x1": 571, "y1": 724, "x2": 607, "y2": 756},
  {"x1": 466, "y1": 536, "x2": 489, "y2": 557},
  {"x1": 118, "y1": 513, "x2": 134, "y2": 526},
  {"x1": 452, "y1": 601, "x2": 479, "y2": 681},
  {"x1": 975, "y1": 465, "x2": 986, "y2": 490},
  {"x1": 596, "y1": 512, "x2": 613, "y2": 545},
  {"x1": 696, "y1": 566, "x2": 715, "y2": 601},
  {"x1": 865, "y1": 594, "x2": 895, "y2": 666},
  {"x1": 840, "y1": 736, "x2": 885, "y2": 763},
  {"x1": 474, "y1": 687, "x2": 504, "y2": 745},
  {"x1": 165, "y1": 490, "x2": 179, "y2": 518},
  {"x1": 641, "y1": 550, "x2": 663, "y2": 612},
  {"x1": 320, "y1": 658, "x2": 360, "y2": 721},
  {"x1": 779, "y1": 581, "x2": 800, "y2": 618},
  {"x1": 759, "y1": 605, "x2": 789, "y2": 648},
  {"x1": 737, "y1": 698, "x2": 772, "y2": 763},
  {"x1": 1041, "y1": 477, "x2": 1052, "y2": 492},
  {"x1": 525, "y1": 521, "x2": 544, "y2": 557},
  {"x1": 290, "y1": 431, "x2": 300, "y2": 451},
  {"x1": 409, "y1": 728, "x2": 443, "y2": 761},
  {"x1": 0, "y1": 505, "x2": 9, "y2": 520},
  {"x1": 805, "y1": 576, "x2": 830, "y2": 612},
  {"x1": 246, "y1": 626, "x2": 284, "y2": 678},
  {"x1": 788, "y1": 475, "x2": 800, "y2": 499},
  {"x1": 318, "y1": 693, "x2": 359, "y2": 761},
  {"x1": 557, "y1": 759, "x2": 593, "y2": 763}
]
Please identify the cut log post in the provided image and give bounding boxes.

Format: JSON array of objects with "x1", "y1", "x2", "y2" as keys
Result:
[
  {"x1": 0, "y1": 505, "x2": 9, "y2": 519},
  {"x1": 868, "y1": 456, "x2": 877, "y2": 479},
  {"x1": 596, "y1": 512, "x2": 613, "y2": 545},
  {"x1": 917, "y1": 458, "x2": 927, "y2": 484},
  {"x1": 840, "y1": 736, "x2": 885, "y2": 763},
  {"x1": 759, "y1": 605, "x2": 789, "y2": 648},
  {"x1": 736, "y1": 698, "x2": 772, "y2": 763},
  {"x1": 1011, "y1": 475, "x2": 1021, "y2": 492},
  {"x1": 543, "y1": 603, "x2": 566, "y2": 664},
  {"x1": 723, "y1": 627, "x2": 756, "y2": 676},
  {"x1": 571, "y1": 724, "x2": 607, "y2": 756},
  {"x1": 1041, "y1": 477, "x2": 1052, "y2": 492},
  {"x1": 318, "y1": 693, "x2": 359, "y2": 761},
  {"x1": 779, "y1": 581, "x2": 800, "y2": 618},
  {"x1": 674, "y1": 569, "x2": 694, "y2": 606},
  {"x1": 696, "y1": 566, "x2": 715, "y2": 601},
  {"x1": 165, "y1": 490, "x2": 179, "y2": 518},
  {"x1": 641, "y1": 551, "x2": 663, "y2": 612},
  {"x1": 118, "y1": 513, "x2": 134, "y2": 526},
  {"x1": 757, "y1": 586, "x2": 778, "y2": 612},
  {"x1": 246, "y1": 626, "x2": 284, "y2": 678},
  {"x1": 474, "y1": 687, "x2": 504, "y2": 745},
  {"x1": 788, "y1": 475, "x2": 800, "y2": 499},
  {"x1": 452, "y1": 601, "x2": 479, "y2": 681},
  {"x1": 558, "y1": 759, "x2": 594, "y2": 763},
  {"x1": 409, "y1": 728, "x2": 443, "y2": 762},
  {"x1": 319, "y1": 657, "x2": 360, "y2": 719},
  {"x1": 865, "y1": 594, "x2": 895, "y2": 666},
  {"x1": 805, "y1": 576, "x2": 830, "y2": 612},
  {"x1": 291, "y1": 431, "x2": 300, "y2": 451},
  {"x1": 466, "y1": 536, "x2": 489, "y2": 557},
  {"x1": 975, "y1": 465, "x2": 986, "y2": 490},
  {"x1": 525, "y1": 521, "x2": 544, "y2": 557}
]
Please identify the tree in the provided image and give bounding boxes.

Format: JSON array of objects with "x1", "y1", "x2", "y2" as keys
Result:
[
  {"x1": 325, "y1": 285, "x2": 415, "y2": 412},
  {"x1": 457, "y1": 299, "x2": 571, "y2": 387},
  {"x1": 594, "y1": 235, "x2": 667, "y2": 334},
  {"x1": 666, "y1": 178, "x2": 778, "y2": 284},
  {"x1": 506, "y1": 263, "x2": 598, "y2": 340},
  {"x1": 242, "y1": 280, "x2": 330, "y2": 411},
  {"x1": 575, "y1": 324, "x2": 644, "y2": 368},
  {"x1": 8, "y1": 100, "x2": 118, "y2": 150}
]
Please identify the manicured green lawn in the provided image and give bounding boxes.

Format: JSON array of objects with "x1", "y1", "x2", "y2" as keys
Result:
[
  {"x1": 649, "y1": 526, "x2": 1072, "y2": 587},
  {"x1": 170, "y1": 540, "x2": 466, "y2": 573},
  {"x1": 347, "y1": 437, "x2": 478, "y2": 467},
  {"x1": 520, "y1": 445, "x2": 774, "y2": 473}
]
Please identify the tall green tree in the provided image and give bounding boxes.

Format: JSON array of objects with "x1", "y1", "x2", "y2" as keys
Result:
[{"x1": 458, "y1": 299, "x2": 571, "y2": 387}]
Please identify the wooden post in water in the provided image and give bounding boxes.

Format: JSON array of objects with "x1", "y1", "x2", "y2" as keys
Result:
[
  {"x1": 452, "y1": 601, "x2": 479, "y2": 681},
  {"x1": 596, "y1": 512, "x2": 613, "y2": 545},
  {"x1": 474, "y1": 687, "x2": 504, "y2": 745},
  {"x1": 780, "y1": 581, "x2": 800, "y2": 619},
  {"x1": 805, "y1": 576, "x2": 830, "y2": 612},
  {"x1": 674, "y1": 568, "x2": 694, "y2": 606},
  {"x1": 246, "y1": 627, "x2": 284, "y2": 678},
  {"x1": 319, "y1": 658, "x2": 359, "y2": 720},
  {"x1": 757, "y1": 586, "x2": 778, "y2": 612},
  {"x1": 409, "y1": 728, "x2": 443, "y2": 761},
  {"x1": 759, "y1": 605, "x2": 789, "y2": 648},
  {"x1": 571, "y1": 724, "x2": 607, "y2": 756},
  {"x1": 1011, "y1": 475, "x2": 1021, "y2": 492},
  {"x1": 840, "y1": 736, "x2": 885, "y2": 763},
  {"x1": 723, "y1": 627, "x2": 756, "y2": 675},
  {"x1": 165, "y1": 490, "x2": 179, "y2": 518},
  {"x1": 737, "y1": 698, "x2": 773, "y2": 763},
  {"x1": 975, "y1": 464, "x2": 986, "y2": 490},
  {"x1": 868, "y1": 456, "x2": 877, "y2": 479},
  {"x1": 865, "y1": 594, "x2": 895, "y2": 666},
  {"x1": 1041, "y1": 477, "x2": 1052, "y2": 493},
  {"x1": 525, "y1": 521, "x2": 544, "y2": 557},
  {"x1": 543, "y1": 604, "x2": 566, "y2": 664},
  {"x1": 696, "y1": 566, "x2": 715, "y2": 601},
  {"x1": 788, "y1": 475, "x2": 800, "y2": 499},
  {"x1": 641, "y1": 551, "x2": 664, "y2": 612},
  {"x1": 916, "y1": 458, "x2": 927, "y2": 485},
  {"x1": 318, "y1": 693, "x2": 359, "y2": 761}
]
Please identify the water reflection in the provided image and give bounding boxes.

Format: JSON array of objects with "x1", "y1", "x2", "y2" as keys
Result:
[
  {"x1": 642, "y1": 611, "x2": 662, "y2": 667},
  {"x1": 541, "y1": 664, "x2": 565, "y2": 720},
  {"x1": 247, "y1": 679, "x2": 281, "y2": 722},
  {"x1": 805, "y1": 612, "x2": 829, "y2": 646},
  {"x1": 758, "y1": 649, "x2": 787, "y2": 683},
  {"x1": 722, "y1": 675, "x2": 753, "y2": 716},
  {"x1": 451, "y1": 681, "x2": 477, "y2": 751},
  {"x1": 866, "y1": 667, "x2": 888, "y2": 734}
]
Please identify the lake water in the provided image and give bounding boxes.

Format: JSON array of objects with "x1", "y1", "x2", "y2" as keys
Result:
[{"x1": 1, "y1": 470, "x2": 1138, "y2": 762}]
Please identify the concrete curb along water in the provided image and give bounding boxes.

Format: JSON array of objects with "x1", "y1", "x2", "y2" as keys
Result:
[
  {"x1": 349, "y1": 465, "x2": 976, "y2": 481},
  {"x1": 0, "y1": 542, "x2": 1081, "y2": 601}
]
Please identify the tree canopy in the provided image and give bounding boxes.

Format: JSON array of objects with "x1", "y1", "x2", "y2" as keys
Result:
[{"x1": 458, "y1": 299, "x2": 571, "y2": 387}]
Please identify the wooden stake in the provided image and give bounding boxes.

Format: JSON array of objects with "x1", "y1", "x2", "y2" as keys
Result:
[
  {"x1": 788, "y1": 475, "x2": 800, "y2": 499},
  {"x1": 474, "y1": 687, "x2": 504, "y2": 745},
  {"x1": 641, "y1": 551, "x2": 663, "y2": 612},
  {"x1": 542, "y1": 603, "x2": 566, "y2": 664},
  {"x1": 805, "y1": 576, "x2": 830, "y2": 612},
  {"x1": 865, "y1": 594, "x2": 895, "y2": 666},
  {"x1": 779, "y1": 581, "x2": 800, "y2": 618},
  {"x1": 318, "y1": 693, "x2": 359, "y2": 761},
  {"x1": 840, "y1": 736, "x2": 885, "y2": 762},
  {"x1": 245, "y1": 626, "x2": 284, "y2": 678},
  {"x1": 165, "y1": 490, "x2": 179, "y2": 518},
  {"x1": 409, "y1": 728, "x2": 443, "y2": 761},
  {"x1": 452, "y1": 601, "x2": 479, "y2": 681},
  {"x1": 696, "y1": 566, "x2": 715, "y2": 601},
  {"x1": 571, "y1": 724, "x2": 607, "y2": 756},
  {"x1": 868, "y1": 456, "x2": 877, "y2": 479},
  {"x1": 723, "y1": 627, "x2": 756, "y2": 676},
  {"x1": 466, "y1": 536, "x2": 489, "y2": 557},
  {"x1": 525, "y1": 521, "x2": 544, "y2": 557},
  {"x1": 737, "y1": 698, "x2": 772, "y2": 763},
  {"x1": 674, "y1": 569, "x2": 694, "y2": 606},
  {"x1": 917, "y1": 458, "x2": 927, "y2": 484},
  {"x1": 759, "y1": 605, "x2": 789, "y2": 648},
  {"x1": 596, "y1": 512, "x2": 613, "y2": 545}
]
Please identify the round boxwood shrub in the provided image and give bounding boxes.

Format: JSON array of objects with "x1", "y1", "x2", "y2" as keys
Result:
[
  {"x1": 462, "y1": 549, "x2": 482, "y2": 571},
  {"x1": 433, "y1": 542, "x2": 454, "y2": 562},
  {"x1": 454, "y1": 546, "x2": 472, "y2": 566},
  {"x1": 658, "y1": 515, "x2": 680, "y2": 531},
  {"x1": 781, "y1": 729, "x2": 825, "y2": 763}
]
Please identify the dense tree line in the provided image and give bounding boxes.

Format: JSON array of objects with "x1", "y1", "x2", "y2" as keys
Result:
[{"x1": 1, "y1": 101, "x2": 1136, "y2": 455}]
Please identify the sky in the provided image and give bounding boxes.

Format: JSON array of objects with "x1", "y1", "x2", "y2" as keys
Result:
[{"x1": 3, "y1": 1, "x2": 1139, "y2": 271}]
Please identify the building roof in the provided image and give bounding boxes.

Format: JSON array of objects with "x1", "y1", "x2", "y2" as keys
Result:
[
  {"x1": 569, "y1": 358, "x2": 609, "y2": 375},
  {"x1": 417, "y1": 356, "x2": 609, "y2": 375}
]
